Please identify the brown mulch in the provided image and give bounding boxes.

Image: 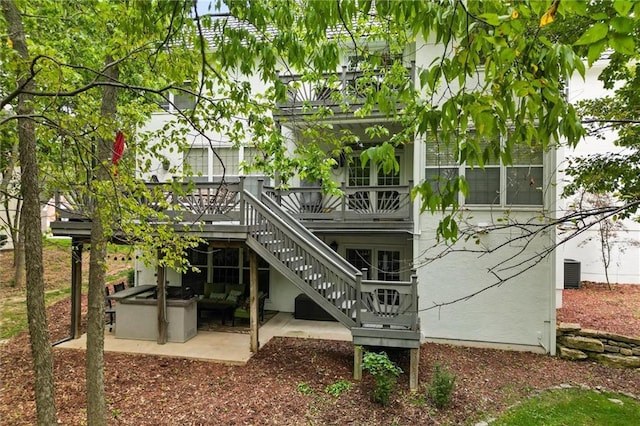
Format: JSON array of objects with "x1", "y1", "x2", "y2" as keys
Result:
[
  {"x1": 1, "y1": 283, "x2": 639, "y2": 425},
  {"x1": 557, "y1": 281, "x2": 640, "y2": 338}
]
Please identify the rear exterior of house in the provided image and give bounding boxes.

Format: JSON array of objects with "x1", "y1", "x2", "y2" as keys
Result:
[{"x1": 128, "y1": 32, "x2": 558, "y2": 355}]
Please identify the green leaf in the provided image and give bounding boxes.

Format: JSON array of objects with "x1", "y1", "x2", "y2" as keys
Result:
[
  {"x1": 610, "y1": 16, "x2": 634, "y2": 34},
  {"x1": 573, "y1": 23, "x2": 609, "y2": 46},
  {"x1": 478, "y1": 13, "x2": 501, "y2": 26},
  {"x1": 587, "y1": 39, "x2": 607, "y2": 66},
  {"x1": 609, "y1": 33, "x2": 636, "y2": 55},
  {"x1": 613, "y1": 0, "x2": 633, "y2": 16}
]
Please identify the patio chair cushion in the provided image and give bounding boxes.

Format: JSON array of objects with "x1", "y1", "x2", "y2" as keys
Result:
[
  {"x1": 198, "y1": 283, "x2": 246, "y2": 311},
  {"x1": 209, "y1": 292, "x2": 226, "y2": 301},
  {"x1": 204, "y1": 282, "x2": 226, "y2": 299}
]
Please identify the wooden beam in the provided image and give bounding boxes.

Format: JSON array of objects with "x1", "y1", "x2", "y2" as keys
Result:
[
  {"x1": 249, "y1": 250, "x2": 259, "y2": 353},
  {"x1": 157, "y1": 250, "x2": 167, "y2": 344},
  {"x1": 209, "y1": 241, "x2": 245, "y2": 249},
  {"x1": 409, "y1": 347, "x2": 419, "y2": 391},
  {"x1": 71, "y1": 240, "x2": 83, "y2": 339},
  {"x1": 353, "y1": 345, "x2": 363, "y2": 381}
]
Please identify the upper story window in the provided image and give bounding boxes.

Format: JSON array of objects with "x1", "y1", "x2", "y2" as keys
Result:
[
  {"x1": 160, "y1": 82, "x2": 196, "y2": 112},
  {"x1": 425, "y1": 136, "x2": 544, "y2": 207},
  {"x1": 184, "y1": 147, "x2": 208, "y2": 182},
  {"x1": 183, "y1": 145, "x2": 261, "y2": 182},
  {"x1": 347, "y1": 48, "x2": 403, "y2": 71}
]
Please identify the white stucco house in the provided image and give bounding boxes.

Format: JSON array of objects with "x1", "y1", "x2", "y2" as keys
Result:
[
  {"x1": 558, "y1": 57, "x2": 640, "y2": 287},
  {"x1": 49, "y1": 13, "x2": 636, "y2": 383},
  {"x1": 129, "y1": 26, "x2": 562, "y2": 356}
]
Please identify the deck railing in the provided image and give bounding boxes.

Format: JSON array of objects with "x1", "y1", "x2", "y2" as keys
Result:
[
  {"x1": 54, "y1": 179, "x2": 411, "y2": 225},
  {"x1": 53, "y1": 180, "x2": 244, "y2": 223},
  {"x1": 143, "y1": 180, "x2": 243, "y2": 222},
  {"x1": 264, "y1": 182, "x2": 413, "y2": 222},
  {"x1": 359, "y1": 275, "x2": 419, "y2": 330},
  {"x1": 276, "y1": 62, "x2": 416, "y2": 114}
]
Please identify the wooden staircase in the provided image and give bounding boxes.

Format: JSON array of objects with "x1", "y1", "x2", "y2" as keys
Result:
[{"x1": 243, "y1": 190, "x2": 420, "y2": 349}]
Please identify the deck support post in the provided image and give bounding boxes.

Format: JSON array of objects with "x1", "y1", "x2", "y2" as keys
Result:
[
  {"x1": 156, "y1": 249, "x2": 167, "y2": 344},
  {"x1": 409, "y1": 347, "x2": 419, "y2": 391},
  {"x1": 249, "y1": 250, "x2": 259, "y2": 353},
  {"x1": 71, "y1": 240, "x2": 83, "y2": 339},
  {"x1": 353, "y1": 345, "x2": 363, "y2": 381}
]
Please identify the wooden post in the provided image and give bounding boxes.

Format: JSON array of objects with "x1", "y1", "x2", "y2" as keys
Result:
[
  {"x1": 249, "y1": 250, "x2": 259, "y2": 352},
  {"x1": 71, "y1": 240, "x2": 83, "y2": 339},
  {"x1": 156, "y1": 250, "x2": 167, "y2": 344},
  {"x1": 409, "y1": 348, "x2": 419, "y2": 391},
  {"x1": 353, "y1": 345, "x2": 363, "y2": 381}
]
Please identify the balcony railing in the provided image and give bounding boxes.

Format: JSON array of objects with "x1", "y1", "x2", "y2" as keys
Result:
[
  {"x1": 264, "y1": 182, "x2": 413, "y2": 223},
  {"x1": 54, "y1": 179, "x2": 412, "y2": 226},
  {"x1": 276, "y1": 62, "x2": 415, "y2": 115},
  {"x1": 54, "y1": 180, "x2": 244, "y2": 223}
]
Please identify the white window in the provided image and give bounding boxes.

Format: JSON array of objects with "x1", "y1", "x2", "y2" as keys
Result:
[
  {"x1": 425, "y1": 137, "x2": 543, "y2": 207},
  {"x1": 212, "y1": 147, "x2": 239, "y2": 178},
  {"x1": 345, "y1": 248, "x2": 402, "y2": 281},
  {"x1": 160, "y1": 82, "x2": 196, "y2": 112},
  {"x1": 347, "y1": 49, "x2": 403, "y2": 71},
  {"x1": 184, "y1": 147, "x2": 208, "y2": 182}
]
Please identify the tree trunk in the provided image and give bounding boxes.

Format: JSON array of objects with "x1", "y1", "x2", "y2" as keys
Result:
[
  {"x1": 85, "y1": 55, "x2": 119, "y2": 426},
  {"x1": 13, "y1": 212, "x2": 25, "y2": 287},
  {"x1": 0, "y1": 138, "x2": 25, "y2": 287},
  {"x1": 1, "y1": 0, "x2": 57, "y2": 423}
]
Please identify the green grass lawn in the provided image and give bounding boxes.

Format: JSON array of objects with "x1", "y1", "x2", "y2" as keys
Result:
[
  {"x1": 0, "y1": 238, "x2": 132, "y2": 340},
  {"x1": 493, "y1": 387, "x2": 640, "y2": 425}
]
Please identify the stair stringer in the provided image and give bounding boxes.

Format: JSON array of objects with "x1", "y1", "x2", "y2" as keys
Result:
[{"x1": 246, "y1": 236, "x2": 357, "y2": 329}]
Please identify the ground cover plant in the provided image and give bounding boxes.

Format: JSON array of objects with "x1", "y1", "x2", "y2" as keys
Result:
[{"x1": 492, "y1": 387, "x2": 640, "y2": 425}]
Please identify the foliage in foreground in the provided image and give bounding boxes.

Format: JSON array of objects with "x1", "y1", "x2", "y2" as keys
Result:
[
  {"x1": 427, "y1": 363, "x2": 457, "y2": 409},
  {"x1": 492, "y1": 388, "x2": 640, "y2": 426},
  {"x1": 362, "y1": 350, "x2": 403, "y2": 406}
]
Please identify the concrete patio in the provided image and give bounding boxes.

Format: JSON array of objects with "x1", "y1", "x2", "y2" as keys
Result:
[{"x1": 56, "y1": 312, "x2": 351, "y2": 364}]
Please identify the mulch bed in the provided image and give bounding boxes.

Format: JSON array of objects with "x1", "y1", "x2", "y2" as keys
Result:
[{"x1": 1, "y1": 283, "x2": 638, "y2": 425}]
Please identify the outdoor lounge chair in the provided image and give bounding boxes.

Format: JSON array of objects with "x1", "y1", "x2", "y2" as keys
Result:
[
  {"x1": 232, "y1": 292, "x2": 266, "y2": 326},
  {"x1": 197, "y1": 282, "x2": 245, "y2": 324}
]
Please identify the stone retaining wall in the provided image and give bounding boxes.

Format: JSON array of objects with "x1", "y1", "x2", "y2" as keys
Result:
[{"x1": 556, "y1": 323, "x2": 640, "y2": 368}]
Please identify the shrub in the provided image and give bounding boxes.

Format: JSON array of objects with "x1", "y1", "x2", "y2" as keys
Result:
[
  {"x1": 325, "y1": 380, "x2": 352, "y2": 397},
  {"x1": 362, "y1": 351, "x2": 402, "y2": 406},
  {"x1": 296, "y1": 382, "x2": 313, "y2": 395},
  {"x1": 427, "y1": 363, "x2": 456, "y2": 408}
]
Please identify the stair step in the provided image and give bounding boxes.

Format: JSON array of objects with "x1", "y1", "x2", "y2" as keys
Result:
[
  {"x1": 327, "y1": 291, "x2": 344, "y2": 300},
  {"x1": 304, "y1": 273, "x2": 323, "y2": 282},
  {"x1": 342, "y1": 300, "x2": 356, "y2": 310},
  {"x1": 284, "y1": 255, "x2": 304, "y2": 263},
  {"x1": 313, "y1": 281, "x2": 333, "y2": 290},
  {"x1": 262, "y1": 239, "x2": 284, "y2": 245},
  {"x1": 294, "y1": 264, "x2": 313, "y2": 272},
  {"x1": 273, "y1": 247, "x2": 295, "y2": 254}
]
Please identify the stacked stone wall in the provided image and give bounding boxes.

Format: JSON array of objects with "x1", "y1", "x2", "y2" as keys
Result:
[{"x1": 557, "y1": 323, "x2": 640, "y2": 368}]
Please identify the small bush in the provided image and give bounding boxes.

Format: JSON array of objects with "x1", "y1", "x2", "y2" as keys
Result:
[
  {"x1": 296, "y1": 382, "x2": 313, "y2": 395},
  {"x1": 325, "y1": 380, "x2": 352, "y2": 397},
  {"x1": 427, "y1": 363, "x2": 456, "y2": 408},
  {"x1": 362, "y1": 351, "x2": 402, "y2": 406}
]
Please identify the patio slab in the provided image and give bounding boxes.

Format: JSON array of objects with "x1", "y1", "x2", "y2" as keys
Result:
[{"x1": 56, "y1": 312, "x2": 351, "y2": 364}]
